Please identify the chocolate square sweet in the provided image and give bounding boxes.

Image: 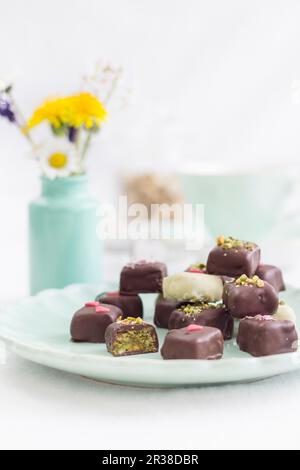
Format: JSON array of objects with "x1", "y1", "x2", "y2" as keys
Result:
[
  {"x1": 70, "y1": 301, "x2": 122, "y2": 343},
  {"x1": 105, "y1": 317, "x2": 159, "y2": 357},
  {"x1": 161, "y1": 325, "x2": 224, "y2": 360},
  {"x1": 207, "y1": 236, "x2": 261, "y2": 277},
  {"x1": 120, "y1": 260, "x2": 168, "y2": 294},
  {"x1": 255, "y1": 264, "x2": 285, "y2": 292},
  {"x1": 95, "y1": 291, "x2": 143, "y2": 319},
  {"x1": 223, "y1": 275, "x2": 278, "y2": 319},
  {"x1": 237, "y1": 315, "x2": 298, "y2": 357},
  {"x1": 168, "y1": 302, "x2": 233, "y2": 340},
  {"x1": 153, "y1": 295, "x2": 182, "y2": 329}
]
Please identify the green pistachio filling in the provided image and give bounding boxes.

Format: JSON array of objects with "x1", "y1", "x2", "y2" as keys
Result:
[
  {"x1": 112, "y1": 329, "x2": 157, "y2": 356},
  {"x1": 178, "y1": 301, "x2": 222, "y2": 317},
  {"x1": 118, "y1": 317, "x2": 144, "y2": 325},
  {"x1": 217, "y1": 236, "x2": 255, "y2": 251},
  {"x1": 235, "y1": 274, "x2": 264, "y2": 288}
]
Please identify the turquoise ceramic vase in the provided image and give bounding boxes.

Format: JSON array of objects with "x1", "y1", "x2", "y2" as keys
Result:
[{"x1": 29, "y1": 175, "x2": 102, "y2": 295}]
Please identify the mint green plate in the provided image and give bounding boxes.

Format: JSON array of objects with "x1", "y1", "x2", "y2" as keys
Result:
[{"x1": 0, "y1": 284, "x2": 299, "y2": 388}]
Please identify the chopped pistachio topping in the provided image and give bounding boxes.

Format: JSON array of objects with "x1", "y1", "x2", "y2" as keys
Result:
[
  {"x1": 111, "y1": 329, "x2": 157, "y2": 356},
  {"x1": 216, "y1": 236, "x2": 255, "y2": 251},
  {"x1": 178, "y1": 301, "x2": 222, "y2": 317},
  {"x1": 235, "y1": 274, "x2": 264, "y2": 288},
  {"x1": 118, "y1": 317, "x2": 144, "y2": 325}
]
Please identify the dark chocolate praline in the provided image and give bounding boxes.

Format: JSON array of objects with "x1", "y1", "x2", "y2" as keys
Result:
[
  {"x1": 105, "y1": 317, "x2": 159, "y2": 357},
  {"x1": 207, "y1": 236, "x2": 261, "y2": 278},
  {"x1": 255, "y1": 264, "x2": 285, "y2": 292},
  {"x1": 70, "y1": 302, "x2": 122, "y2": 343},
  {"x1": 237, "y1": 315, "x2": 298, "y2": 357},
  {"x1": 223, "y1": 275, "x2": 278, "y2": 319},
  {"x1": 168, "y1": 302, "x2": 233, "y2": 340},
  {"x1": 120, "y1": 260, "x2": 168, "y2": 295},
  {"x1": 161, "y1": 325, "x2": 224, "y2": 360},
  {"x1": 96, "y1": 291, "x2": 143, "y2": 319},
  {"x1": 154, "y1": 295, "x2": 183, "y2": 329}
]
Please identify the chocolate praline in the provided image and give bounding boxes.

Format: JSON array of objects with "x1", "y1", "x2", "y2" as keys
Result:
[
  {"x1": 105, "y1": 317, "x2": 159, "y2": 357},
  {"x1": 207, "y1": 236, "x2": 261, "y2": 278},
  {"x1": 70, "y1": 302, "x2": 122, "y2": 343},
  {"x1": 161, "y1": 325, "x2": 224, "y2": 360},
  {"x1": 163, "y1": 272, "x2": 223, "y2": 302},
  {"x1": 223, "y1": 275, "x2": 278, "y2": 319},
  {"x1": 120, "y1": 260, "x2": 168, "y2": 295},
  {"x1": 255, "y1": 264, "x2": 285, "y2": 292},
  {"x1": 237, "y1": 315, "x2": 298, "y2": 357},
  {"x1": 96, "y1": 291, "x2": 143, "y2": 319},
  {"x1": 154, "y1": 295, "x2": 182, "y2": 329},
  {"x1": 168, "y1": 302, "x2": 233, "y2": 340}
]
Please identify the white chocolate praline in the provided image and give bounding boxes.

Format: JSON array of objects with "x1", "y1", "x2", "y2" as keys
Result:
[
  {"x1": 273, "y1": 302, "x2": 296, "y2": 324},
  {"x1": 162, "y1": 272, "x2": 223, "y2": 302}
]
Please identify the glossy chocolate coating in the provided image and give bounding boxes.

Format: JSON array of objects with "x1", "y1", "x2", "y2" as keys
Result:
[
  {"x1": 237, "y1": 316, "x2": 298, "y2": 357},
  {"x1": 105, "y1": 320, "x2": 159, "y2": 357},
  {"x1": 221, "y1": 275, "x2": 235, "y2": 285},
  {"x1": 161, "y1": 326, "x2": 224, "y2": 360},
  {"x1": 120, "y1": 261, "x2": 168, "y2": 294},
  {"x1": 207, "y1": 244, "x2": 261, "y2": 277},
  {"x1": 96, "y1": 291, "x2": 143, "y2": 319},
  {"x1": 255, "y1": 265, "x2": 285, "y2": 292},
  {"x1": 70, "y1": 303, "x2": 122, "y2": 343},
  {"x1": 168, "y1": 303, "x2": 233, "y2": 340},
  {"x1": 223, "y1": 280, "x2": 278, "y2": 319},
  {"x1": 154, "y1": 295, "x2": 182, "y2": 329}
]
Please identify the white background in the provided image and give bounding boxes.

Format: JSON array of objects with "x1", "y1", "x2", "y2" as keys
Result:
[
  {"x1": 2, "y1": 0, "x2": 300, "y2": 297},
  {"x1": 1, "y1": 0, "x2": 300, "y2": 450}
]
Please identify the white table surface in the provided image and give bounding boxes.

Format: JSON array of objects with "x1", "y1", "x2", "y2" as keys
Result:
[{"x1": 1, "y1": 199, "x2": 300, "y2": 450}]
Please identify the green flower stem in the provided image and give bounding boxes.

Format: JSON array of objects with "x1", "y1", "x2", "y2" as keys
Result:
[{"x1": 80, "y1": 130, "x2": 93, "y2": 166}]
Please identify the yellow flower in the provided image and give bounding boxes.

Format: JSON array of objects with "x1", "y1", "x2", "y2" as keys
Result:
[
  {"x1": 66, "y1": 93, "x2": 108, "y2": 129},
  {"x1": 27, "y1": 97, "x2": 66, "y2": 129},
  {"x1": 27, "y1": 93, "x2": 107, "y2": 130}
]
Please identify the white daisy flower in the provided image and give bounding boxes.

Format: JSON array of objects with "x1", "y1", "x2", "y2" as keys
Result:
[{"x1": 32, "y1": 139, "x2": 83, "y2": 179}]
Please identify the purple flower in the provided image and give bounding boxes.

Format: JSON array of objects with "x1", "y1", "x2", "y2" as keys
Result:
[
  {"x1": 0, "y1": 93, "x2": 16, "y2": 123},
  {"x1": 68, "y1": 126, "x2": 79, "y2": 143}
]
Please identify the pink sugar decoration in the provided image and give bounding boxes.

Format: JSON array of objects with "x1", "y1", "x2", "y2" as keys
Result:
[
  {"x1": 188, "y1": 268, "x2": 205, "y2": 274},
  {"x1": 187, "y1": 324, "x2": 204, "y2": 332},
  {"x1": 107, "y1": 291, "x2": 119, "y2": 297},
  {"x1": 85, "y1": 301, "x2": 100, "y2": 308},
  {"x1": 95, "y1": 305, "x2": 111, "y2": 314}
]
